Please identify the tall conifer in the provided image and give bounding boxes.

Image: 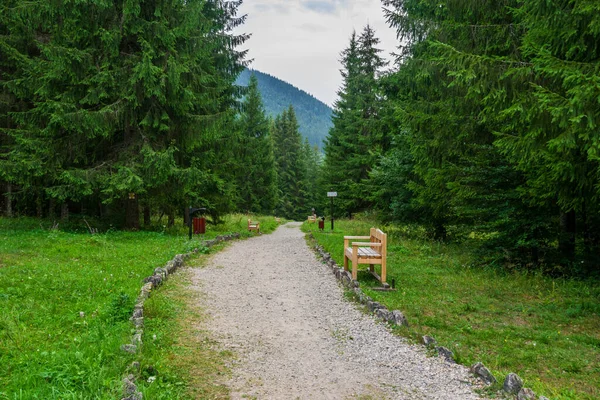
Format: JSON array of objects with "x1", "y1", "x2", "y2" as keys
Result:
[
  {"x1": 273, "y1": 106, "x2": 307, "y2": 219},
  {"x1": 235, "y1": 74, "x2": 277, "y2": 214},
  {"x1": 323, "y1": 26, "x2": 387, "y2": 216}
]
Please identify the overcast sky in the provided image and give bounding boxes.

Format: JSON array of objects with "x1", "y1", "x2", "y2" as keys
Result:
[{"x1": 235, "y1": 0, "x2": 400, "y2": 106}]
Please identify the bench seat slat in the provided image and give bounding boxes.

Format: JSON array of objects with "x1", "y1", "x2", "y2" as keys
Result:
[{"x1": 345, "y1": 247, "x2": 381, "y2": 258}]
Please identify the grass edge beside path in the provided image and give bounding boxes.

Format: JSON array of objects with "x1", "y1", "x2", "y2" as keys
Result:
[
  {"x1": 0, "y1": 214, "x2": 280, "y2": 399},
  {"x1": 302, "y1": 219, "x2": 600, "y2": 400},
  {"x1": 134, "y1": 255, "x2": 232, "y2": 399},
  {"x1": 118, "y1": 215, "x2": 283, "y2": 399}
]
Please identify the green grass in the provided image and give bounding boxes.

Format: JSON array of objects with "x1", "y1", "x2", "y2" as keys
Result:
[
  {"x1": 0, "y1": 214, "x2": 279, "y2": 399},
  {"x1": 304, "y1": 219, "x2": 600, "y2": 400},
  {"x1": 134, "y1": 260, "x2": 231, "y2": 399}
]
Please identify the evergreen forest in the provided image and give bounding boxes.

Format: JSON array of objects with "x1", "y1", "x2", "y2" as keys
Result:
[
  {"x1": 2, "y1": 0, "x2": 600, "y2": 277},
  {"x1": 321, "y1": 1, "x2": 600, "y2": 278},
  {"x1": 236, "y1": 68, "x2": 333, "y2": 148},
  {"x1": 0, "y1": 0, "x2": 321, "y2": 225}
]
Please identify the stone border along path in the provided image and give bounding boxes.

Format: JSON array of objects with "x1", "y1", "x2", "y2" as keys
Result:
[
  {"x1": 120, "y1": 232, "x2": 241, "y2": 400},
  {"x1": 188, "y1": 222, "x2": 491, "y2": 400}
]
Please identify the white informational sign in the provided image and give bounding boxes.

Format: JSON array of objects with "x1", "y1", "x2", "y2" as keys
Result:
[{"x1": 327, "y1": 192, "x2": 338, "y2": 197}]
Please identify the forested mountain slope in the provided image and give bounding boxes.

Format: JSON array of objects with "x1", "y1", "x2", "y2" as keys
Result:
[{"x1": 236, "y1": 68, "x2": 332, "y2": 148}]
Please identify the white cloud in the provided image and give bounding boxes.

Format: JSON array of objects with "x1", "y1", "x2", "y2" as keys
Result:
[{"x1": 235, "y1": 0, "x2": 399, "y2": 106}]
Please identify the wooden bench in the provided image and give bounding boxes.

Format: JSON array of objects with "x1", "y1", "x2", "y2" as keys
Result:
[
  {"x1": 275, "y1": 217, "x2": 281, "y2": 224},
  {"x1": 343, "y1": 228, "x2": 387, "y2": 284},
  {"x1": 307, "y1": 214, "x2": 317, "y2": 223},
  {"x1": 248, "y1": 219, "x2": 260, "y2": 233}
]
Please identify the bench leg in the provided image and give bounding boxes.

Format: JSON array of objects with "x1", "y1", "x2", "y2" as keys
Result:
[
  {"x1": 343, "y1": 253, "x2": 349, "y2": 272},
  {"x1": 381, "y1": 259, "x2": 386, "y2": 284},
  {"x1": 351, "y1": 252, "x2": 358, "y2": 280}
]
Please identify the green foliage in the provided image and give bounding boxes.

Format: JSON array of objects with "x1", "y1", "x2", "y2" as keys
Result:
[
  {"x1": 272, "y1": 106, "x2": 309, "y2": 220},
  {"x1": 322, "y1": 27, "x2": 388, "y2": 217},
  {"x1": 236, "y1": 68, "x2": 333, "y2": 148},
  {"x1": 234, "y1": 74, "x2": 278, "y2": 214},
  {"x1": 0, "y1": 0, "x2": 248, "y2": 227},
  {"x1": 305, "y1": 218, "x2": 600, "y2": 400},
  {"x1": 376, "y1": 0, "x2": 600, "y2": 271}
]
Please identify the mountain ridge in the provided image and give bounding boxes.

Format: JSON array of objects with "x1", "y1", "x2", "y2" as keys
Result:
[{"x1": 236, "y1": 68, "x2": 333, "y2": 148}]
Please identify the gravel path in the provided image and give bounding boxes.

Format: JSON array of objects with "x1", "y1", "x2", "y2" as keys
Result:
[{"x1": 189, "y1": 223, "x2": 487, "y2": 399}]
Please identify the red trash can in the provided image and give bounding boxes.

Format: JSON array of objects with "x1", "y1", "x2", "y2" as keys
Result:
[
  {"x1": 318, "y1": 219, "x2": 324, "y2": 231},
  {"x1": 193, "y1": 217, "x2": 206, "y2": 234}
]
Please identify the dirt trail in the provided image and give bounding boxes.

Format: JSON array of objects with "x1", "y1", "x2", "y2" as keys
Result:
[{"x1": 188, "y1": 222, "x2": 486, "y2": 399}]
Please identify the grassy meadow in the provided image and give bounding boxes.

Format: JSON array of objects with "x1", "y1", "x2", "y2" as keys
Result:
[
  {"x1": 303, "y1": 219, "x2": 600, "y2": 400},
  {"x1": 0, "y1": 215, "x2": 278, "y2": 399}
]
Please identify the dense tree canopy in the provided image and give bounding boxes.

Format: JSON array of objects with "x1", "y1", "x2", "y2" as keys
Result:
[
  {"x1": 0, "y1": 0, "x2": 249, "y2": 226},
  {"x1": 272, "y1": 105, "x2": 308, "y2": 220},
  {"x1": 322, "y1": 26, "x2": 388, "y2": 217},
  {"x1": 234, "y1": 74, "x2": 278, "y2": 214},
  {"x1": 371, "y1": 0, "x2": 600, "y2": 273}
]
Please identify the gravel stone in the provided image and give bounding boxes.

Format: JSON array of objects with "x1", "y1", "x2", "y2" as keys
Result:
[
  {"x1": 517, "y1": 388, "x2": 537, "y2": 400},
  {"x1": 503, "y1": 372, "x2": 524, "y2": 394},
  {"x1": 121, "y1": 374, "x2": 142, "y2": 400},
  {"x1": 375, "y1": 308, "x2": 392, "y2": 321},
  {"x1": 391, "y1": 310, "x2": 409, "y2": 327},
  {"x1": 189, "y1": 222, "x2": 488, "y2": 399},
  {"x1": 423, "y1": 335, "x2": 437, "y2": 347},
  {"x1": 436, "y1": 346, "x2": 456, "y2": 363},
  {"x1": 470, "y1": 362, "x2": 496, "y2": 385},
  {"x1": 120, "y1": 344, "x2": 137, "y2": 354}
]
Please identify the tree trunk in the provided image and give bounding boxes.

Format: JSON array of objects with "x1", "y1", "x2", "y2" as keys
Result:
[
  {"x1": 60, "y1": 202, "x2": 69, "y2": 220},
  {"x1": 5, "y1": 182, "x2": 12, "y2": 217},
  {"x1": 143, "y1": 205, "x2": 151, "y2": 226},
  {"x1": 49, "y1": 198, "x2": 56, "y2": 219},
  {"x1": 125, "y1": 195, "x2": 140, "y2": 230},
  {"x1": 36, "y1": 194, "x2": 43, "y2": 218},
  {"x1": 433, "y1": 220, "x2": 447, "y2": 241},
  {"x1": 559, "y1": 210, "x2": 576, "y2": 262},
  {"x1": 167, "y1": 210, "x2": 175, "y2": 228}
]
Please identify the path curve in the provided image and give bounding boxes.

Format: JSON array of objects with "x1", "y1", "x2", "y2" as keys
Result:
[{"x1": 189, "y1": 222, "x2": 487, "y2": 399}]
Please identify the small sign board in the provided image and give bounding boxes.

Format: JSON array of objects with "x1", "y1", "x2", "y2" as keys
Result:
[{"x1": 327, "y1": 192, "x2": 338, "y2": 197}]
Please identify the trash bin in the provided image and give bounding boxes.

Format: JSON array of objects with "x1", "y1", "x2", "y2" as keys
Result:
[
  {"x1": 318, "y1": 217, "x2": 325, "y2": 231},
  {"x1": 193, "y1": 217, "x2": 206, "y2": 234}
]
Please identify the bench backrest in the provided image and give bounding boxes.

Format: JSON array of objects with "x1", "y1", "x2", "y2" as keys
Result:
[{"x1": 370, "y1": 228, "x2": 387, "y2": 257}]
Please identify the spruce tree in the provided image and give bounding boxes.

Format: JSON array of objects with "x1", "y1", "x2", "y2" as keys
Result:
[
  {"x1": 323, "y1": 26, "x2": 387, "y2": 217},
  {"x1": 273, "y1": 106, "x2": 307, "y2": 220},
  {"x1": 0, "y1": 0, "x2": 248, "y2": 226},
  {"x1": 381, "y1": 0, "x2": 600, "y2": 269},
  {"x1": 235, "y1": 74, "x2": 277, "y2": 214}
]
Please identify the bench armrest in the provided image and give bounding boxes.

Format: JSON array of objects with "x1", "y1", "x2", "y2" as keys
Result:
[{"x1": 351, "y1": 242, "x2": 382, "y2": 247}]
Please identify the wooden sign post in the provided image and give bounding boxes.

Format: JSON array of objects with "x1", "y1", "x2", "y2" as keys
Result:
[{"x1": 327, "y1": 192, "x2": 337, "y2": 230}]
